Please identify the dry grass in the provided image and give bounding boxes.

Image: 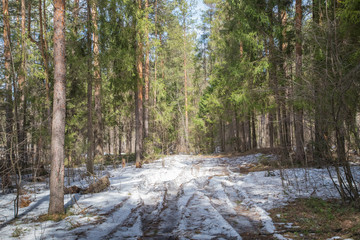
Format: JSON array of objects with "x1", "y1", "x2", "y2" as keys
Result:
[
  {"x1": 19, "y1": 195, "x2": 32, "y2": 208},
  {"x1": 37, "y1": 213, "x2": 69, "y2": 222},
  {"x1": 270, "y1": 198, "x2": 360, "y2": 239}
]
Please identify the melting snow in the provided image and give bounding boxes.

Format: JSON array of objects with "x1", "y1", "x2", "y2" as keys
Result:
[{"x1": 0, "y1": 154, "x2": 359, "y2": 239}]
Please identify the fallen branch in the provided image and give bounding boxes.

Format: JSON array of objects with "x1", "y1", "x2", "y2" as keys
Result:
[
  {"x1": 64, "y1": 175, "x2": 110, "y2": 195},
  {"x1": 83, "y1": 175, "x2": 110, "y2": 194}
]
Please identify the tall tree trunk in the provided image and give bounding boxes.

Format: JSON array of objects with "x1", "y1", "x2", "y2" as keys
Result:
[
  {"x1": 247, "y1": 114, "x2": 251, "y2": 150},
  {"x1": 39, "y1": 0, "x2": 51, "y2": 128},
  {"x1": 119, "y1": 122, "x2": 123, "y2": 156},
  {"x1": 92, "y1": 0, "x2": 104, "y2": 162},
  {"x1": 313, "y1": 0, "x2": 328, "y2": 162},
  {"x1": 220, "y1": 119, "x2": 225, "y2": 152},
  {"x1": 183, "y1": 18, "x2": 189, "y2": 152},
  {"x1": 86, "y1": 0, "x2": 94, "y2": 174},
  {"x1": 153, "y1": 0, "x2": 158, "y2": 108},
  {"x1": 135, "y1": 0, "x2": 143, "y2": 167},
  {"x1": 3, "y1": 0, "x2": 13, "y2": 189},
  {"x1": 268, "y1": 36, "x2": 278, "y2": 149},
  {"x1": 252, "y1": 111, "x2": 257, "y2": 149},
  {"x1": 235, "y1": 110, "x2": 241, "y2": 151},
  {"x1": 241, "y1": 121, "x2": 246, "y2": 151},
  {"x1": 294, "y1": 0, "x2": 305, "y2": 163},
  {"x1": 268, "y1": 113, "x2": 274, "y2": 148},
  {"x1": 17, "y1": 0, "x2": 27, "y2": 166},
  {"x1": 144, "y1": 0, "x2": 150, "y2": 139},
  {"x1": 49, "y1": 0, "x2": 66, "y2": 215},
  {"x1": 280, "y1": 9, "x2": 291, "y2": 152}
]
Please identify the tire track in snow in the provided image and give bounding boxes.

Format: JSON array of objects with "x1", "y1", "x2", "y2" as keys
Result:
[
  {"x1": 204, "y1": 176, "x2": 261, "y2": 236},
  {"x1": 75, "y1": 191, "x2": 143, "y2": 239},
  {"x1": 102, "y1": 198, "x2": 144, "y2": 239},
  {"x1": 141, "y1": 163, "x2": 200, "y2": 238},
  {"x1": 79, "y1": 155, "x2": 276, "y2": 239},
  {"x1": 225, "y1": 162, "x2": 276, "y2": 236},
  {"x1": 176, "y1": 178, "x2": 242, "y2": 239}
]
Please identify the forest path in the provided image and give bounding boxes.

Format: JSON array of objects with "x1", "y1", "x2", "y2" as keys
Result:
[
  {"x1": 74, "y1": 154, "x2": 274, "y2": 240},
  {"x1": 2, "y1": 153, "x2": 356, "y2": 239},
  {"x1": 1, "y1": 154, "x2": 294, "y2": 240}
]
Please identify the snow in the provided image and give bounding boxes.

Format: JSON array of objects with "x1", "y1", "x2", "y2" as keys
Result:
[{"x1": 0, "y1": 154, "x2": 359, "y2": 239}]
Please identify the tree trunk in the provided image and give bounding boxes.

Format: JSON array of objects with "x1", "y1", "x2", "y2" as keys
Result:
[
  {"x1": 86, "y1": 0, "x2": 94, "y2": 174},
  {"x1": 268, "y1": 36, "x2": 279, "y2": 149},
  {"x1": 241, "y1": 121, "x2": 246, "y2": 151},
  {"x1": 49, "y1": 0, "x2": 66, "y2": 215},
  {"x1": 313, "y1": 0, "x2": 328, "y2": 162},
  {"x1": 119, "y1": 124, "x2": 123, "y2": 156},
  {"x1": 235, "y1": 110, "x2": 241, "y2": 151},
  {"x1": 252, "y1": 111, "x2": 257, "y2": 149},
  {"x1": 294, "y1": 0, "x2": 305, "y2": 163},
  {"x1": 3, "y1": 0, "x2": 13, "y2": 189},
  {"x1": 153, "y1": 0, "x2": 158, "y2": 108},
  {"x1": 280, "y1": 9, "x2": 291, "y2": 154},
  {"x1": 144, "y1": 0, "x2": 150, "y2": 139},
  {"x1": 39, "y1": 0, "x2": 51, "y2": 129},
  {"x1": 92, "y1": 0, "x2": 103, "y2": 162},
  {"x1": 17, "y1": 0, "x2": 27, "y2": 167},
  {"x1": 135, "y1": 0, "x2": 143, "y2": 167},
  {"x1": 268, "y1": 112, "x2": 274, "y2": 148},
  {"x1": 247, "y1": 114, "x2": 251, "y2": 150},
  {"x1": 220, "y1": 119, "x2": 225, "y2": 152},
  {"x1": 183, "y1": 18, "x2": 189, "y2": 152}
]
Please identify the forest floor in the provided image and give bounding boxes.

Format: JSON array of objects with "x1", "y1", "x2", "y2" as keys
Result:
[{"x1": 0, "y1": 153, "x2": 360, "y2": 239}]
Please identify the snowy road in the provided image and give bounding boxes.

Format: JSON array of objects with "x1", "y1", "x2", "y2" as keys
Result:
[
  {"x1": 0, "y1": 154, "x2": 354, "y2": 239},
  {"x1": 76, "y1": 155, "x2": 269, "y2": 240}
]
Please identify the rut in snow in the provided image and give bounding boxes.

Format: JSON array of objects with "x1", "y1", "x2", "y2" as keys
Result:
[{"x1": 74, "y1": 155, "x2": 269, "y2": 239}]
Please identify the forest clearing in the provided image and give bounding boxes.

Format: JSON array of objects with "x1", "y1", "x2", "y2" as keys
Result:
[
  {"x1": 1, "y1": 0, "x2": 360, "y2": 239},
  {"x1": 1, "y1": 153, "x2": 359, "y2": 240}
]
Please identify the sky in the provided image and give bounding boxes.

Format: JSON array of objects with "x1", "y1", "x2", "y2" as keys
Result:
[{"x1": 193, "y1": 0, "x2": 210, "y2": 38}]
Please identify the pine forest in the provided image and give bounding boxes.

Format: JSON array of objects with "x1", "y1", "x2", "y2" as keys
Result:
[{"x1": 1, "y1": 0, "x2": 360, "y2": 239}]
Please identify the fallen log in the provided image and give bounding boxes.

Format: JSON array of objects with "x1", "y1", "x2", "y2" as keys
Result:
[
  {"x1": 64, "y1": 175, "x2": 110, "y2": 195},
  {"x1": 64, "y1": 185, "x2": 83, "y2": 194},
  {"x1": 83, "y1": 175, "x2": 110, "y2": 194}
]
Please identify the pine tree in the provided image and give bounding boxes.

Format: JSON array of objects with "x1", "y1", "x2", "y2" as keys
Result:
[
  {"x1": 49, "y1": 0, "x2": 66, "y2": 215},
  {"x1": 135, "y1": 0, "x2": 144, "y2": 167},
  {"x1": 294, "y1": 0, "x2": 305, "y2": 163},
  {"x1": 92, "y1": 0, "x2": 104, "y2": 162}
]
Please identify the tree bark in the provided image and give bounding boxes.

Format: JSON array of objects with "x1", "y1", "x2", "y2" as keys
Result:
[
  {"x1": 268, "y1": 113, "x2": 274, "y2": 148},
  {"x1": 17, "y1": 0, "x2": 27, "y2": 166},
  {"x1": 268, "y1": 36, "x2": 280, "y2": 149},
  {"x1": 252, "y1": 111, "x2": 257, "y2": 149},
  {"x1": 39, "y1": 0, "x2": 51, "y2": 127},
  {"x1": 92, "y1": 0, "x2": 104, "y2": 162},
  {"x1": 144, "y1": 0, "x2": 150, "y2": 139},
  {"x1": 86, "y1": 0, "x2": 94, "y2": 174},
  {"x1": 247, "y1": 114, "x2": 251, "y2": 150},
  {"x1": 294, "y1": 0, "x2": 305, "y2": 163},
  {"x1": 135, "y1": 0, "x2": 143, "y2": 167},
  {"x1": 118, "y1": 123, "x2": 123, "y2": 156},
  {"x1": 3, "y1": 0, "x2": 13, "y2": 189},
  {"x1": 183, "y1": 18, "x2": 189, "y2": 152},
  {"x1": 313, "y1": 0, "x2": 328, "y2": 162},
  {"x1": 49, "y1": 0, "x2": 66, "y2": 215},
  {"x1": 241, "y1": 121, "x2": 246, "y2": 151},
  {"x1": 153, "y1": 0, "x2": 158, "y2": 108},
  {"x1": 280, "y1": 9, "x2": 291, "y2": 153},
  {"x1": 235, "y1": 110, "x2": 241, "y2": 151}
]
